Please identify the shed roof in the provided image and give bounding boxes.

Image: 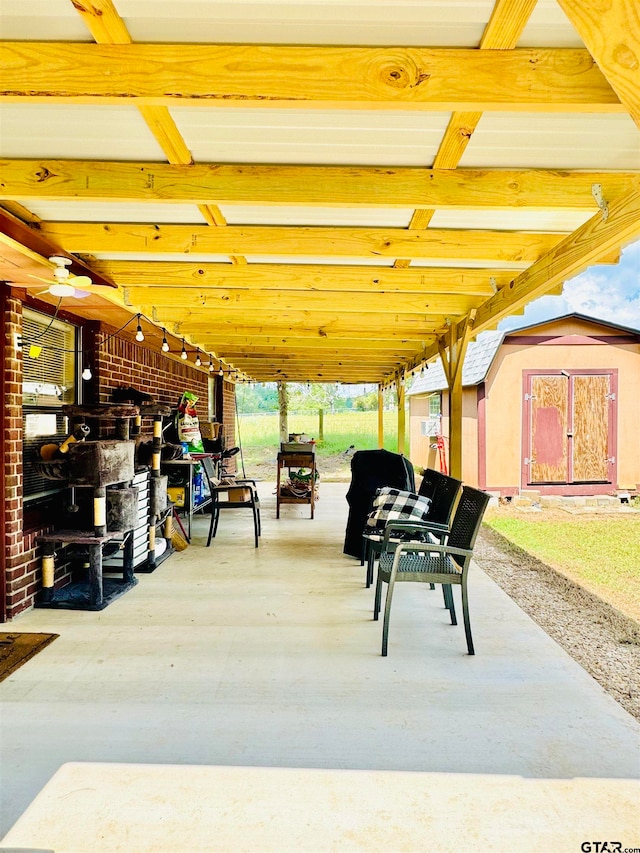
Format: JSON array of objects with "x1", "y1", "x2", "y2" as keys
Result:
[
  {"x1": 0, "y1": 1, "x2": 639, "y2": 384},
  {"x1": 408, "y1": 330, "x2": 504, "y2": 395},
  {"x1": 407, "y1": 310, "x2": 640, "y2": 395}
]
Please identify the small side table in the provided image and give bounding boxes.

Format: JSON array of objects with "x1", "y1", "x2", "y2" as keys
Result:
[{"x1": 276, "y1": 451, "x2": 317, "y2": 519}]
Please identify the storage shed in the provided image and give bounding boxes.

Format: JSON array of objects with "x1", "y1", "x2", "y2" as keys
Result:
[{"x1": 408, "y1": 314, "x2": 640, "y2": 497}]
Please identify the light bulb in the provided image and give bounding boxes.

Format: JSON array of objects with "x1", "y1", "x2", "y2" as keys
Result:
[
  {"x1": 208, "y1": 356, "x2": 214, "y2": 372},
  {"x1": 181, "y1": 339, "x2": 188, "y2": 360},
  {"x1": 135, "y1": 315, "x2": 144, "y2": 342},
  {"x1": 161, "y1": 329, "x2": 170, "y2": 352},
  {"x1": 218, "y1": 367, "x2": 224, "y2": 377},
  {"x1": 82, "y1": 366, "x2": 92, "y2": 381},
  {"x1": 195, "y1": 351, "x2": 202, "y2": 367}
]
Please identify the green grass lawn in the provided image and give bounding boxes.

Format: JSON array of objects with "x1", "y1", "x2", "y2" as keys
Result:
[
  {"x1": 484, "y1": 510, "x2": 640, "y2": 623},
  {"x1": 237, "y1": 410, "x2": 409, "y2": 455}
]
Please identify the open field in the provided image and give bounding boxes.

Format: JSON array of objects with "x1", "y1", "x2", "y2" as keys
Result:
[{"x1": 237, "y1": 411, "x2": 410, "y2": 481}]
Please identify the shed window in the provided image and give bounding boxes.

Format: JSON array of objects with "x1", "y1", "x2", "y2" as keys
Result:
[{"x1": 22, "y1": 308, "x2": 78, "y2": 504}]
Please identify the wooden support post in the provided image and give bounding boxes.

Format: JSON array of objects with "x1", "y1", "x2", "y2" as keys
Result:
[
  {"x1": 395, "y1": 374, "x2": 406, "y2": 455},
  {"x1": 437, "y1": 313, "x2": 475, "y2": 480},
  {"x1": 377, "y1": 384, "x2": 384, "y2": 448},
  {"x1": 278, "y1": 381, "x2": 288, "y2": 444},
  {"x1": 318, "y1": 408, "x2": 324, "y2": 442}
]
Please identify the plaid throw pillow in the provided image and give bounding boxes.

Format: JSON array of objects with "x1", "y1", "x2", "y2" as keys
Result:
[{"x1": 365, "y1": 487, "x2": 431, "y2": 530}]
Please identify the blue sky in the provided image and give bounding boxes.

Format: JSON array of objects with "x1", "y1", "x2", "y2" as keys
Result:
[{"x1": 499, "y1": 237, "x2": 640, "y2": 333}]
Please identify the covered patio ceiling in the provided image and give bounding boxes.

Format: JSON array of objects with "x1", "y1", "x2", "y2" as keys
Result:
[{"x1": 1, "y1": 0, "x2": 639, "y2": 384}]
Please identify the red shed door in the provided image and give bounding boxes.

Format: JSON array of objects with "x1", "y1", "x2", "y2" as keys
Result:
[{"x1": 526, "y1": 373, "x2": 615, "y2": 485}]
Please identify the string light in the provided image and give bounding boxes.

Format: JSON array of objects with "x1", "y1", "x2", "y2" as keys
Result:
[
  {"x1": 161, "y1": 329, "x2": 170, "y2": 352},
  {"x1": 81, "y1": 366, "x2": 92, "y2": 381},
  {"x1": 218, "y1": 366, "x2": 224, "y2": 376},
  {"x1": 181, "y1": 339, "x2": 188, "y2": 360},
  {"x1": 195, "y1": 350, "x2": 202, "y2": 367},
  {"x1": 135, "y1": 314, "x2": 145, "y2": 342},
  {"x1": 208, "y1": 355, "x2": 214, "y2": 372}
]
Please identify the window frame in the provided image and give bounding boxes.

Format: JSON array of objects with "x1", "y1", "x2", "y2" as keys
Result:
[{"x1": 21, "y1": 307, "x2": 82, "y2": 527}]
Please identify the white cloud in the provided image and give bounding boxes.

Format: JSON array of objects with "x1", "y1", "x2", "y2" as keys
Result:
[{"x1": 499, "y1": 237, "x2": 640, "y2": 332}]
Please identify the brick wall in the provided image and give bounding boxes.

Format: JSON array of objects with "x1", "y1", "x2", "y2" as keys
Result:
[
  {"x1": 2, "y1": 308, "x2": 235, "y2": 621},
  {"x1": 2, "y1": 295, "x2": 72, "y2": 620},
  {"x1": 95, "y1": 330, "x2": 210, "y2": 409}
]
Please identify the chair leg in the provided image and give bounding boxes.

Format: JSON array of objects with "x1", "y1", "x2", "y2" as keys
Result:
[
  {"x1": 444, "y1": 584, "x2": 457, "y2": 625},
  {"x1": 251, "y1": 500, "x2": 259, "y2": 548},
  {"x1": 206, "y1": 506, "x2": 215, "y2": 547},
  {"x1": 366, "y1": 551, "x2": 375, "y2": 589},
  {"x1": 212, "y1": 505, "x2": 220, "y2": 538},
  {"x1": 360, "y1": 538, "x2": 367, "y2": 567},
  {"x1": 373, "y1": 573, "x2": 383, "y2": 621},
  {"x1": 381, "y1": 578, "x2": 396, "y2": 656},
  {"x1": 461, "y1": 576, "x2": 474, "y2": 655}
]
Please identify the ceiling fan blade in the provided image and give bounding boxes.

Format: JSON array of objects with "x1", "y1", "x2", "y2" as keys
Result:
[
  {"x1": 69, "y1": 275, "x2": 93, "y2": 287},
  {"x1": 28, "y1": 273, "x2": 55, "y2": 285},
  {"x1": 72, "y1": 289, "x2": 92, "y2": 299}
]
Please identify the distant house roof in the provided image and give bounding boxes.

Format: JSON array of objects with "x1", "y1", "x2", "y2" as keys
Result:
[
  {"x1": 408, "y1": 330, "x2": 504, "y2": 396},
  {"x1": 407, "y1": 312, "x2": 640, "y2": 397}
]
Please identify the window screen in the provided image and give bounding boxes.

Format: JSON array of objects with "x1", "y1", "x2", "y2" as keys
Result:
[{"x1": 22, "y1": 309, "x2": 78, "y2": 501}]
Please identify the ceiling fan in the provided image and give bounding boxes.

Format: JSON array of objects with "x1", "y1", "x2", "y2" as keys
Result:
[{"x1": 30, "y1": 256, "x2": 93, "y2": 298}]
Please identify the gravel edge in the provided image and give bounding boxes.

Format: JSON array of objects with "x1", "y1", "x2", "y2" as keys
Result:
[{"x1": 474, "y1": 526, "x2": 640, "y2": 722}]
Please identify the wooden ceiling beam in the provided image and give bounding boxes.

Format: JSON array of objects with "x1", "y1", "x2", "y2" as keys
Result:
[
  {"x1": 3, "y1": 160, "x2": 637, "y2": 208},
  {"x1": 189, "y1": 338, "x2": 420, "y2": 351},
  {"x1": 93, "y1": 261, "x2": 506, "y2": 294},
  {"x1": 166, "y1": 311, "x2": 440, "y2": 335},
  {"x1": 557, "y1": 0, "x2": 640, "y2": 129},
  {"x1": 38, "y1": 221, "x2": 566, "y2": 263},
  {"x1": 129, "y1": 288, "x2": 478, "y2": 315},
  {"x1": 0, "y1": 43, "x2": 621, "y2": 111}
]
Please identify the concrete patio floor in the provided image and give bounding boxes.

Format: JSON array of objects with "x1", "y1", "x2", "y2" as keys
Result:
[{"x1": 1, "y1": 482, "x2": 639, "y2": 850}]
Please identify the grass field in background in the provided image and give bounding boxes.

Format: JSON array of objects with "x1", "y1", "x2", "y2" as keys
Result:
[
  {"x1": 236, "y1": 410, "x2": 409, "y2": 456},
  {"x1": 484, "y1": 511, "x2": 640, "y2": 622}
]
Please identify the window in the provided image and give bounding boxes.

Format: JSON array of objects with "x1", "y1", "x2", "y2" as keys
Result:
[
  {"x1": 22, "y1": 308, "x2": 78, "y2": 503},
  {"x1": 420, "y1": 393, "x2": 442, "y2": 437}
]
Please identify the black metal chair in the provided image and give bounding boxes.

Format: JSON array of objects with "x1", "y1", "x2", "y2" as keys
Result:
[
  {"x1": 200, "y1": 456, "x2": 261, "y2": 548},
  {"x1": 374, "y1": 485, "x2": 491, "y2": 656},
  {"x1": 362, "y1": 470, "x2": 463, "y2": 587}
]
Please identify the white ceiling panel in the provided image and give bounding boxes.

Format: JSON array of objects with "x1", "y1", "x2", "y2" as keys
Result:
[
  {"x1": 116, "y1": 1, "x2": 495, "y2": 46},
  {"x1": 92, "y1": 253, "x2": 233, "y2": 264},
  {"x1": 242, "y1": 255, "x2": 395, "y2": 266},
  {"x1": 172, "y1": 108, "x2": 451, "y2": 167},
  {"x1": 410, "y1": 258, "x2": 529, "y2": 271},
  {"x1": 26, "y1": 202, "x2": 208, "y2": 225},
  {"x1": 0, "y1": 0, "x2": 92, "y2": 40},
  {"x1": 461, "y1": 114, "x2": 640, "y2": 170},
  {"x1": 430, "y1": 208, "x2": 593, "y2": 232},
  {"x1": 0, "y1": 104, "x2": 166, "y2": 161},
  {"x1": 218, "y1": 205, "x2": 415, "y2": 227},
  {"x1": 518, "y1": 0, "x2": 583, "y2": 48}
]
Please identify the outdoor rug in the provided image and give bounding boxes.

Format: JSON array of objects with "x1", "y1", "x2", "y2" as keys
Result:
[{"x1": 0, "y1": 632, "x2": 58, "y2": 682}]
